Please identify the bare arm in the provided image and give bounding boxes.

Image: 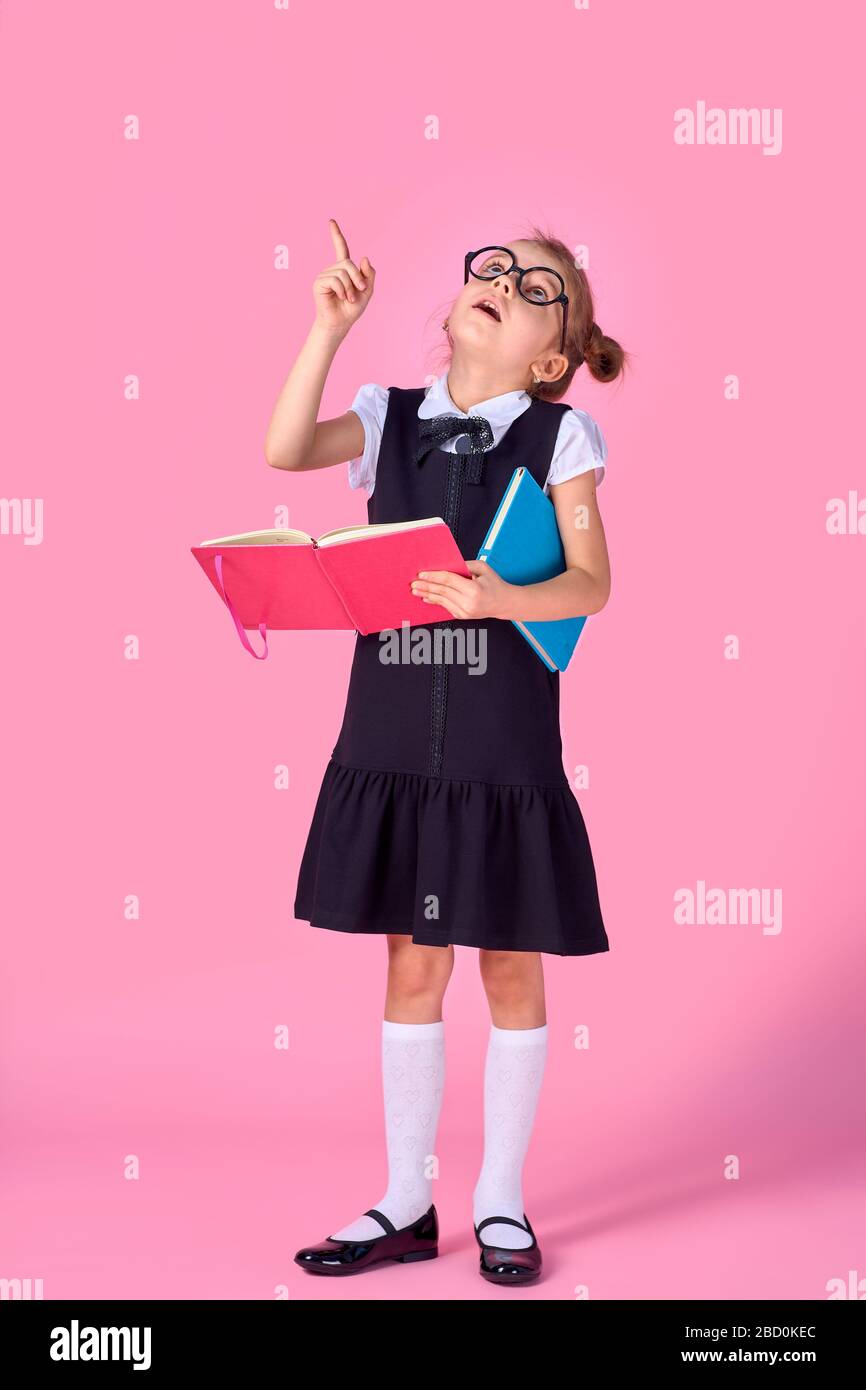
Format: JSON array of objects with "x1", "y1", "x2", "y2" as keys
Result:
[
  {"x1": 411, "y1": 466, "x2": 612, "y2": 621},
  {"x1": 502, "y1": 466, "x2": 611, "y2": 619},
  {"x1": 264, "y1": 218, "x2": 375, "y2": 472},
  {"x1": 263, "y1": 323, "x2": 366, "y2": 471}
]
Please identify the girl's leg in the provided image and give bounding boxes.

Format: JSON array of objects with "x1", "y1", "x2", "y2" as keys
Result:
[
  {"x1": 474, "y1": 950, "x2": 548, "y2": 1249},
  {"x1": 328, "y1": 935, "x2": 454, "y2": 1240}
]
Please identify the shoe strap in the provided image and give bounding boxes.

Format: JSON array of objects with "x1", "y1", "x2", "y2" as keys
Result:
[
  {"x1": 475, "y1": 1214, "x2": 533, "y2": 1239},
  {"x1": 364, "y1": 1207, "x2": 398, "y2": 1236}
]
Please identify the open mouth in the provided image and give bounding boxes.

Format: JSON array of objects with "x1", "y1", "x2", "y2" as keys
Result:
[{"x1": 473, "y1": 297, "x2": 502, "y2": 322}]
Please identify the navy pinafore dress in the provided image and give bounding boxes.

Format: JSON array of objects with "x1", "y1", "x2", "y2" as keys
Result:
[{"x1": 294, "y1": 385, "x2": 610, "y2": 957}]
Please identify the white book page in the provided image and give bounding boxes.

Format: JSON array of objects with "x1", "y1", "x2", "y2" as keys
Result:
[
  {"x1": 198, "y1": 529, "x2": 314, "y2": 546},
  {"x1": 316, "y1": 517, "x2": 445, "y2": 547}
]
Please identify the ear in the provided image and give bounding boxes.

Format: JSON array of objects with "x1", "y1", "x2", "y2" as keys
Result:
[{"x1": 533, "y1": 352, "x2": 570, "y2": 384}]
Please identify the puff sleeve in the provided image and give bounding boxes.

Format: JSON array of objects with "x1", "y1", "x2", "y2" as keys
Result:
[
  {"x1": 346, "y1": 383, "x2": 390, "y2": 497},
  {"x1": 544, "y1": 407, "x2": 608, "y2": 492}
]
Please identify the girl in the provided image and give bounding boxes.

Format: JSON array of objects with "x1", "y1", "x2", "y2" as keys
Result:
[{"x1": 266, "y1": 218, "x2": 626, "y2": 1285}]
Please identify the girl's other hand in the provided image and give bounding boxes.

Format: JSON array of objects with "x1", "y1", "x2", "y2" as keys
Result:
[
  {"x1": 312, "y1": 218, "x2": 375, "y2": 336},
  {"x1": 410, "y1": 560, "x2": 515, "y2": 621}
]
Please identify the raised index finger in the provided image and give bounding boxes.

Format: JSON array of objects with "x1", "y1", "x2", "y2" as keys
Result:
[{"x1": 328, "y1": 218, "x2": 350, "y2": 262}]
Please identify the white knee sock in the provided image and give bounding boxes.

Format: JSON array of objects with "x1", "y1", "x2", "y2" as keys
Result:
[
  {"x1": 472, "y1": 1022, "x2": 548, "y2": 1249},
  {"x1": 329, "y1": 1019, "x2": 446, "y2": 1241}
]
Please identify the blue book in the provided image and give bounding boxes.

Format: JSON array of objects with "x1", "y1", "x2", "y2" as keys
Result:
[{"x1": 476, "y1": 467, "x2": 588, "y2": 672}]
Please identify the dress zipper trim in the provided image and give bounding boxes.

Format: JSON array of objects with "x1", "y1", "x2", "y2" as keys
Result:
[{"x1": 428, "y1": 450, "x2": 464, "y2": 777}]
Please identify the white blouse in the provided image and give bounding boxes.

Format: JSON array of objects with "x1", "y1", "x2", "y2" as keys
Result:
[{"x1": 346, "y1": 371, "x2": 608, "y2": 498}]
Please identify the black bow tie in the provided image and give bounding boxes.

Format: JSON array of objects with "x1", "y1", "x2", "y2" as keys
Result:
[{"x1": 413, "y1": 413, "x2": 495, "y2": 484}]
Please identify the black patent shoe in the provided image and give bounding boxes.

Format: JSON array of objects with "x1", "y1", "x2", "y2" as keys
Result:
[
  {"x1": 294, "y1": 1204, "x2": 439, "y2": 1276},
  {"x1": 474, "y1": 1213, "x2": 542, "y2": 1285}
]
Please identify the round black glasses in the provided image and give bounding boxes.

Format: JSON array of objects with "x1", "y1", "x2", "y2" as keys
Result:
[{"x1": 464, "y1": 246, "x2": 569, "y2": 354}]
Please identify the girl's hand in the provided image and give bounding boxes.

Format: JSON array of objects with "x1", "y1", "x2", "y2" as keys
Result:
[
  {"x1": 312, "y1": 219, "x2": 375, "y2": 335},
  {"x1": 410, "y1": 559, "x2": 514, "y2": 621}
]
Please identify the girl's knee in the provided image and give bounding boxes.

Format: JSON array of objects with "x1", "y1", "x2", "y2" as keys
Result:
[
  {"x1": 479, "y1": 948, "x2": 541, "y2": 980},
  {"x1": 478, "y1": 950, "x2": 544, "y2": 1012},
  {"x1": 387, "y1": 935, "x2": 454, "y2": 997}
]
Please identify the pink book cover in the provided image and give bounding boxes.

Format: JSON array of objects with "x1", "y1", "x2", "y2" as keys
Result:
[
  {"x1": 314, "y1": 525, "x2": 472, "y2": 633},
  {"x1": 191, "y1": 521, "x2": 472, "y2": 658}
]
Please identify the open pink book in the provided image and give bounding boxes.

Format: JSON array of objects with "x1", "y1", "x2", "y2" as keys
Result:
[{"x1": 191, "y1": 517, "x2": 473, "y2": 659}]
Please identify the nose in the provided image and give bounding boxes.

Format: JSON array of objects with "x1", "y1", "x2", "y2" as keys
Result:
[{"x1": 492, "y1": 273, "x2": 513, "y2": 296}]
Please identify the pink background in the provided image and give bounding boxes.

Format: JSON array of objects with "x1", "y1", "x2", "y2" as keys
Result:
[{"x1": 2, "y1": 0, "x2": 864, "y2": 1300}]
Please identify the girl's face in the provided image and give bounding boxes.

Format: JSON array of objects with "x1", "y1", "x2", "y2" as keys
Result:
[{"x1": 449, "y1": 240, "x2": 569, "y2": 387}]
